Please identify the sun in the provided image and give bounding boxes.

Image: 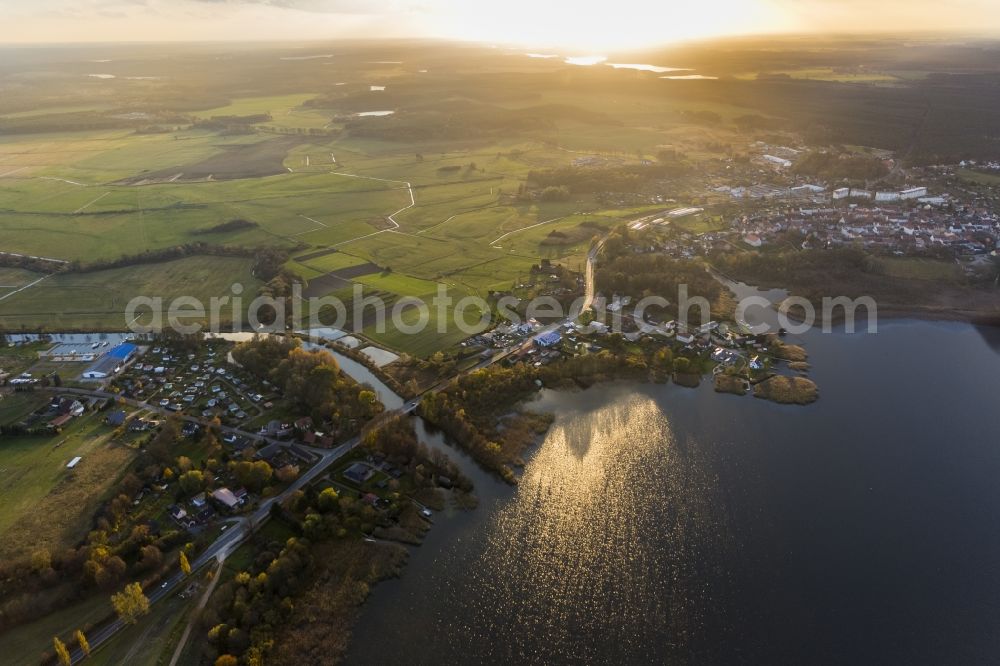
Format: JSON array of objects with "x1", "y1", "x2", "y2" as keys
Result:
[{"x1": 431, "y1": 0, "x2": 795, "y2": 52}]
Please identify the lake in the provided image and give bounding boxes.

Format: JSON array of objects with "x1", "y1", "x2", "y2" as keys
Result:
[
  {"x1": 346, "y1": 320, "x2": 1000, "y2": 665},
  {"x1": 608, "y1": 63, "x2": 689, "y2": 73}
]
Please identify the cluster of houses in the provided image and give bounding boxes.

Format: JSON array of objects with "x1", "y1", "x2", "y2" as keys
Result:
[
  {"x1": 113, "y1": 345, "x2": 270, "y2": 425},
  {"x1": 7, "y1": 372, "x2": 40, "y2": 391},
  {"x1": 104, "y1": 409, "x2": 156, "y2": 433},
  {"x1": 3, "y1": 393, "x2": 112, "y2": 432},
  {"x1": 734, "y1": 199, "x2": 999, "y2": 257},
  {"x1": 714, "y1": 182, "x2": 937, "y2": 205}
]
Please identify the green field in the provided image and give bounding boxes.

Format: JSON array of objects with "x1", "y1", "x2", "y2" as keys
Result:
[
  {"x1": 878, "y1": 257, "x2": 962, "y2": 281},
  {"x1": 0, "y1": 403, "x2": 137, "y2": 557},
  {"x1": 0, "y1": 593, "x2": 112, "y2": 666},
  {"x1": 0, "y1": 255, "x2": 261, "y2": 330},
  {"x1": 958, "y1": 168, "x2": 1000, "y2": 186},
  {"x1": 735, "y1": 68, "x2": 901, "y2": 83},
  {"x1": 0, "y1": 118, "x2": 654, "y2": 353},
  {"x1": 7, "y1": 40, "x2": 942, "y2": 356},
  {"x1": 195, "y1": 93, "x2": 336, "y2": 130}
]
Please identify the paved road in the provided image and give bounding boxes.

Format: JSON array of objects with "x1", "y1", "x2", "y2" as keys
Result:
[
  {"x1": 64, "y1": 212, "x2": 636, "y2": 663},
  {"x1": 66, "y1": 423, "x2": 360, "y2": 663}
]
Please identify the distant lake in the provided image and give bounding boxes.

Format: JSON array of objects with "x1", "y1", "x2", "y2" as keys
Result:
[
  {"x1": 355, "y1": 110, "x2": 394, "y2": 117},
  {"x1": 608, "y1": 63, "x2": 690, "y2": 73},
  {"x1": 279, "y1": 54, "x2": 333, "y2": 61},
  {"x1": 369, "y1": 85, "x2": 386, "y2": 91},
  {"x1": 347, "y1": 320, "x2": 1000, "y2": 665},
  {"x1": 564, "y1": 55, "x2": 607, "y2": 66},
  {"x1": 661, "y1": 74, "x2": 718, "y2": 80}
]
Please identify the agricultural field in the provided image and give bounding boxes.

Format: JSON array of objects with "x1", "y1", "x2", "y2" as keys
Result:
[
  {"x1": 0, "y1": 266, "x2": 43, "y2": 300},
  {"x1": 0, "y1": 398, "x2": 136, "y2": 558},
  {"x1": 4, "y1": 39, "x2": 995, "y2": 356},
  {"x1": 196, "y1": 94, "x2": 317, "y2": 117},
  {"x1": 0, "y1": 256, "x2": 261, "y2": 330},
  {"x1": 734, "y1": 68, "x2": 902, "y2": 83}
]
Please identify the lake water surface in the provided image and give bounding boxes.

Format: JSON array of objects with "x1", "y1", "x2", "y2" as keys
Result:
[{"x1": 347, "y1": 320, "x2": 1000, "y2": 665}]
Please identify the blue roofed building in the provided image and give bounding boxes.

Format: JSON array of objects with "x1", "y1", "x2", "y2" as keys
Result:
[
  {"x1": 108, "y1": 343, "x2": 137, "y2": 361},
  {"x1": 534, "y1": 331, "x2": 562, "y2": 348},
  {"x1": 82, "y1": 343, "x2": 138, "y2": 379}
]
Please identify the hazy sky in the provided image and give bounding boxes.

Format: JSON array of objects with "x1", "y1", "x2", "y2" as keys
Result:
[{"x1": 0, "y1": 0, "x2": 996, "y2": 48}]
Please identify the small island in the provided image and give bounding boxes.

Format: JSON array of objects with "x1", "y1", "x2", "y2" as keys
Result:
[{"x1": 752, "y1": 375, "x2": 820, "y2": 404}]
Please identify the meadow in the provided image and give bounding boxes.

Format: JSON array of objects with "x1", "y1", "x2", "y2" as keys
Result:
[
  {"x1": 0, "y1": 398, "x2": 136, "y2": 558},
  {"x1": 0, "y1": 256, "x2": 260, "y2": 330}
]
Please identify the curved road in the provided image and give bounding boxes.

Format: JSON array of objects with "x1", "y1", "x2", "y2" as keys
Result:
[{"x1": 65, "y1": 211, "x2": 643, "y2": 663}]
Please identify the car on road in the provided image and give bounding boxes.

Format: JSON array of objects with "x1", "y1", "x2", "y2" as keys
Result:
[
  {"x1": 421, "y1": 508, "x2": 433, "y2": 518},
  {"x1": 159, "y1": 398, "x2": 170, "y2": 407}
]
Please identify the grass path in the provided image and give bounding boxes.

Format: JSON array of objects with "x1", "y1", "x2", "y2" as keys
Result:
[
  {"x1": 489, "y1": 216, "x2": 566, "y2": 247},
  {"x1": 0, "y1": 273, "x2": 50, "y2": 302}
]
